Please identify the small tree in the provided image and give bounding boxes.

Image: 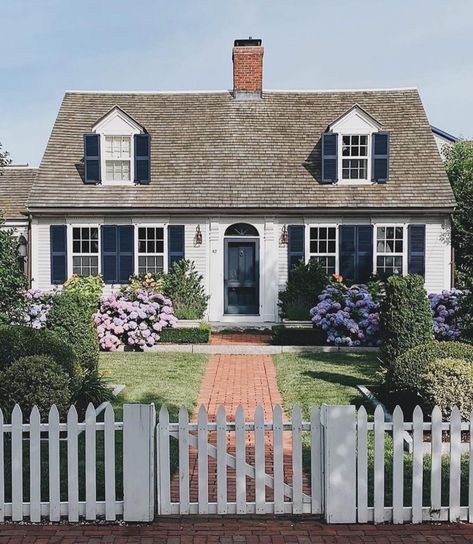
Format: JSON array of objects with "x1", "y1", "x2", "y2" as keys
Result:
[
  {"x1": 445, "y1": 140, "x2": 473, "y2": 286},
  {"x1": 0, "y1": 218, "x2": 28, "y2": 323},
  {"x1": 379, "y1": 274, "x2": 433, "y2": 366},
  {"x1": 0, "y1": 142, "x2": 10, "y2": 173}
]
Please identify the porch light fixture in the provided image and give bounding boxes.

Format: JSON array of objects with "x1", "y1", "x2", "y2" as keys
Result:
[
  {"x1": 195, "y1": 224, "x2": 203, "y2": 245},
  {"x1": 17, "y1": 235, "x2": 28, "y2": 273},
  {"x1": 280, "y1": 225, "x2": 288, "y2": 245}
]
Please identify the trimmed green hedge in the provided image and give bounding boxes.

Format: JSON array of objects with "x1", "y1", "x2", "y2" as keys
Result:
[
  {"x1": 272, "y1": 325, "x2": 326, "y2": 346},
  {"x1": 160, "y1": 326, "x2": 211, "y2": 344}
]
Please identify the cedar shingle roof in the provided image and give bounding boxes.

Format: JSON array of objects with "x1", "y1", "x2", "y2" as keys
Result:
[
  {"x1": 28, "y1": 88, "x2": 456, "y2": 212},
  {"x1": 0, "y1": 167, "x2": 37, "y2": 220}
]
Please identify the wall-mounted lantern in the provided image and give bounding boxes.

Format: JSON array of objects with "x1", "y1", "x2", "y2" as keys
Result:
[
  {"x1": 17, "y1": 235, "x2": 28, "y2": 273},
  {"x1": 280, "y1": 224, "x2": 288, "y2": 245},
  {"x1": 195, "y1": 224, "x2": 203, "y2": 245}
]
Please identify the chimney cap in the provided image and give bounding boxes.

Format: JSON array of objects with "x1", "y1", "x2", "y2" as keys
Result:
[{"x1": 234, "y1": 38, "x2": 262, "y2": 47}]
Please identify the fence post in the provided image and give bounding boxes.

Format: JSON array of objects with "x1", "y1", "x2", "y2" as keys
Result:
[
  {"x1": 123, "y1": 404, "x2": 156, "y2": 522},
  {"x1": 322, "y1": 404, "x2": 357, "y2": 523}
]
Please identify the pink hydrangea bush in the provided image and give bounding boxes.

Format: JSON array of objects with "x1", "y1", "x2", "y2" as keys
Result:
[{"x1": 95, "y1": 288, "x2": 177, "y2": 351}]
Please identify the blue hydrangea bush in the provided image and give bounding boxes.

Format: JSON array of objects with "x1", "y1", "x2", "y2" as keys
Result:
[
  {"x1": 23, "y1": 288, "x2": 55, "y2": 328},
  {"x1": 310, "y1": 283, "x2": 381, "y2": 347},
  {"x1": 429, "y1": 289, "x2": 463, "y2": 341}
]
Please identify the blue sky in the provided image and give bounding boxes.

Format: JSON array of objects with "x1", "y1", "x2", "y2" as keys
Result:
[{"x1": 1, "y1": 0, "x2": 472, "y2": 165}]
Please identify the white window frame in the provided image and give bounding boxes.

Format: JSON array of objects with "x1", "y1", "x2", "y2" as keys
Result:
[
  {"x1": 306, "y1": 224, "x2": 339, "y2": 275},
  {"x1": 373, "y1": 223, "x2": 408, "y2": 277},
  {"x1": 340, "y1": 134, "x2": 370, "y2": 182},
  {"x1": 103, "y1": 135, "x2": 133, "y2": 183},
  {"x1": 134, "y1": 223, "x2": 168, "y2": 275},
  {"x1": 68, "y1": 224, "x2": 101, "y2": 277}
]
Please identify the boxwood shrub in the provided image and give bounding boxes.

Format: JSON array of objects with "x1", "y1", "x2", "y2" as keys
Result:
[
  {"x1": 160, "y1": 325, "x2": 211, "y2": 344},
  {"x1": 271, "y1": 325, "x2": 326, "y2": 346},
  {"x1": 379, "y1": 274, "x2": 433, "y2": 366},
  {"x1": 389, "y1": 340, "x2": 473, "y2": 393},
  {"x1": 0, "y1": 355, "x2": 71, "y2": 418},
  {"x1": 421, "y1": 357, "x2": 473, "y2": 418},
  {"x1": 0, "y1": 325, "x2": 78, "y2": 376}
]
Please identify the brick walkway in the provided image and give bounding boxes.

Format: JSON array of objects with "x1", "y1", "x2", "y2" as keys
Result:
[
  {"x1": 211, "y1": 333, "x2": 272, "y2": 346},
  {"x1": 170, "y1": 354, "x2": 309, "y2": 503},
  {"x1": 3, "y1": 517, "x2": 473, "y2": 542}
]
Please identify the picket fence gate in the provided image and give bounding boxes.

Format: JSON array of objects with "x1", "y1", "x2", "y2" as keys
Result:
[{"x1": 1, "y1": 401, "x2": 473, "y2": 524}]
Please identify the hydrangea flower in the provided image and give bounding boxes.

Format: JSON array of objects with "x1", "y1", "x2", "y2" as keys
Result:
[
  {"x1": 23, "y1": 288, "x2": 55, "y2": 328},
  {"x1": 429, "y1": 289, "x2": 463, "y2": 341},
  {"x1": 96, "y1": 288, "x2": 177, "y2": 351}
]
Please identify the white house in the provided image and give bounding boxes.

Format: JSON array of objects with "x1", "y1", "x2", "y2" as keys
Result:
[{"x1": 2, "y1": 39, "x2": 457, "y2": 324}]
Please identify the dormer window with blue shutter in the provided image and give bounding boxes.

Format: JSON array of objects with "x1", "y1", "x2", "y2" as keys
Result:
[
  {"x1": 85, "y1": 106, "x2": 150, "y2": 186},
  {"x1": 323, "y1": 104, "x2": 389, "y2": 185}
]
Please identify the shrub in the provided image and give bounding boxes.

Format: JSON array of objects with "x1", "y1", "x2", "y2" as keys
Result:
[
  {"x1": 23, "y1": 288, "x2": 55, "y2": 328},
  {"x1": 95, "y1": 288, "x2": 177, "y2": 351},
  {"x1": 379, "y1": 275, "x2": 433, "y2": 366},
  {"x1": 160, "y1": 323, "x2": 211, "y2": 344},
  {"x1": 63, "y1": 275, "x2": 104, "y2": 311},
  {"x1": 389, "y1": 340, "x2": 473, "y2": 393},
  {"x1": 163, "y1": 260, "x2": 209, "y2": 320},
  {"x1": 421, "y1": 357, "x2": 473, "y2": 418},
  {"x1": 279, "y1": 259, "x2": 327, "y2": 320},
  {"x1": 72, "y1": 369, "x2": 113, "y2": 416},
  {"x1": 0, "y1": 219, "x2": 28, "y2": 323},
  {"x1": 310, "y1": 283, "x2": 381, "y2": 347},
  {"x1": 0, "y1": 356, "x2": 71, "y2": 418},
  {"x1": 429, "y1": 289, "x2": 463, "y2": 341},
  {"x1": 271, "y1": 325, "x2": 326, "y2": 346},
  {"x1": 47, "y1": 290, "x2": 99, "y2": 372},
  {"x1": 0, "y1": 325, "x2": 78, "y2": 376},
  {"x1": 459, "y1": 281, "x2": 473, "y2": 343},
  {"x1": 129, "y1": 272, "x2": 166, "y2": 294}
]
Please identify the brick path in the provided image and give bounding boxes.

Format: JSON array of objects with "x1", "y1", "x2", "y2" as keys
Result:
[
  {"x1": 170, "y1": 354, "x2": 309, "y2": 503},
  {"x1": 3, "y1": 517, "x2": 473, "y2": 542},
  {"x1": 211, "y1": 333, "x2": 272, "y2": 345}
]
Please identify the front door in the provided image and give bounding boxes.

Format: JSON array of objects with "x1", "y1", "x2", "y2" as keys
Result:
[{"x1": 224, "y1": 239, "x2": 259, "y2": 315}]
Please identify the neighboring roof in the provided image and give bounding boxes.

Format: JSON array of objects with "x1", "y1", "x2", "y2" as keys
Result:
[
  {"x1": 431, "y1": 125, "x2": 458, "y2": 143},
  {"x1": 0, "y1": 166, "x2": 37, "y2": 221},
  {"x1": 28, "y1": 88, "x2": 456, "y2": 212}
]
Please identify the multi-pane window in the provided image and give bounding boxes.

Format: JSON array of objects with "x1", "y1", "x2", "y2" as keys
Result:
[
  {"x1": 138, "y1": 227, "x2": 165, "y2": 274},
  {"x1": 376, "y1": 226, "x2": 404, "y2": 276},
  {"x1": 342, "y1": 135, "x2": 368, "y2": 180},
  {"x1": 309, "y1": 226, "x2": 337, "y2": 275},
  {"x1": 72, "y1": 227, "x2": 99, "y2": 276},
  {"x1": 105, "y1": 136, "x2": 131, "y2": 181}
]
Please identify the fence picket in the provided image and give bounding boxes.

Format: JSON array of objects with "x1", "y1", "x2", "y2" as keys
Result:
[
  {"x1": 178, "y1": 405, "x2": 190, "y2": 514},
  {"x1": 235, "y1": 405, "x2": 246, "y2": 514},
  {"x1": 273, "y1": 404, "x2": 284, "y2": 514},
  {"x1": 104, "y1": 403, "x2": 116, "y2": 521},
  {"x1": 216, "y1": 405, "x2": 227, "y2": 514},
  {"x1": 449, "y1": 407, "x2": 461, "y2": 522},
  {"x1": 310, "y1": 405, "x2": 321, "y2": 515},
  {"x1": 85, "y1": 403, "x2": 97, "y2": 520},
  {"x1": 158, "y1": 405, "x2": 171, "y2": 515},
  {"x1": 29, "y1": 406, "x2": 41, "y2": 522},
  {"x1": 0, "y1": 410, "x2": 4, "y2": 523},
  {"x1": 67, "y1": 406, "x2": 79, "y2": 522},
  {"x1": 412, "y1": 406, "x2": 423, "y2": 524},
  {"x1": 292, "y1": 405, "x2": 303, "y2": 514},
  {"x1": 197, "y1": 404, "x2": 208, "y2": 514},
  {"x1": 254, "y1": 405, "x2": 265, "y2": 513},
  {"x1": 470, "y1": 409, "x2": 473, "y2": 523},
  {"x1": 11, "y1": 405, "x2": 23, "y2": 521},
  {"x1": 374, "y1": 405, "x2": 385, "y2": 524},
  {"x1": 357, "y1": 406, "x2": 368, "y2": 524},
  {"x1": 48, "y1": 405, "x2": 60, "y2": 522},
  {"x1": 392, "y1": 406, "x2": 404, "y2": 524},
  {"x1": 431, "y1": 406, "x2": 442, "y2": 515}
]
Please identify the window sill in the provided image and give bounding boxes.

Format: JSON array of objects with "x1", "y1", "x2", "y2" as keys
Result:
[
  {"x1": 336, "y1": 180, "x2": 376, "y2": 186},
  {"x1": 99, "y1": 181, "x2": 138, "y2": 187}
]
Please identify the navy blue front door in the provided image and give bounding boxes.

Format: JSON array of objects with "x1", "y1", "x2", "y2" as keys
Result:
[
  {"x1": 339, "y1": 225, "x2": 373, "y2": 284},
  {"x1": 224, "y1": 239, "x2": 259, "y2": 315}
]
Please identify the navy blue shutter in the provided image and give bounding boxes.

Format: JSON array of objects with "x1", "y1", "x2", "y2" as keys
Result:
[
  {"x1": 168, "y1": 225, "x2": 185, "y2": 270},
  {"x1": 50, "y1": 225, "x2": 67, "y2": 284},
  {"x1": 287, "y1": 225, "x2": 305, "y2": 273},
  {"x1": 101, "y1": 225, "x2": 135, "y2": 284},
  {"x1": 339, "y1": 225, "x2": 373, "y2": 284},
  {"x1": 134, "y1": 134, "x2": 151, "y2": 184},
  {"x1": 321, "y1": 133, "x2": 338, "y2": 183},
  {"x1": 372, "y1": 132, "x2": 390, "y2": 183},
  {"x1": 84, "y1": 134, "x2": 101, "y2": 183},
  {"x1": 408, "y1": 224, "x2": 426, "y2": 277}
]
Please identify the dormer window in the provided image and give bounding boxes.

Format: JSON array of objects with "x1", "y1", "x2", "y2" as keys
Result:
[
  {"x1": 105, "y1": 135, "x2": 131, "y2": 182},
  {"x1": 341, "y1": 135, "x2": 369, "y2": 180}
]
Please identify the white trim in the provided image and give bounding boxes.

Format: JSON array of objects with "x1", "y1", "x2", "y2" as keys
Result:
[
  {"x1": 372, "y1": 223, "x2": 407, "y2": 277},
  {"x1": 134, "y1": 223, "x2": 167, "y2": 274},
  {"x1": 68, "y1": 223, "x2": 101, "y2": 277},
  {"x1": 306, "y1": 224, "x2": 338, "y2": 275}
]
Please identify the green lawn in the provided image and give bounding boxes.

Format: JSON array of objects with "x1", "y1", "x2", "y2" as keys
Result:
[
  {"x1": 99, "y1": 351, "x2": 209, "y2": 420},
  {"x1": 273, "y1": 351, "x2": 381, "y2": 417}
]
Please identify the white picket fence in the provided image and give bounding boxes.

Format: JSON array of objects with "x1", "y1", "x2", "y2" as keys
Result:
[{"x1": 1, "y1": 401, "x2": 473, "y2": 524}]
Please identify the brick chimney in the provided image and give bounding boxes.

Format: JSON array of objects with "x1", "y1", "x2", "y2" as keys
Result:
[{"x1": 232, "y1": 38, "x2": 264, "y2": 99}]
